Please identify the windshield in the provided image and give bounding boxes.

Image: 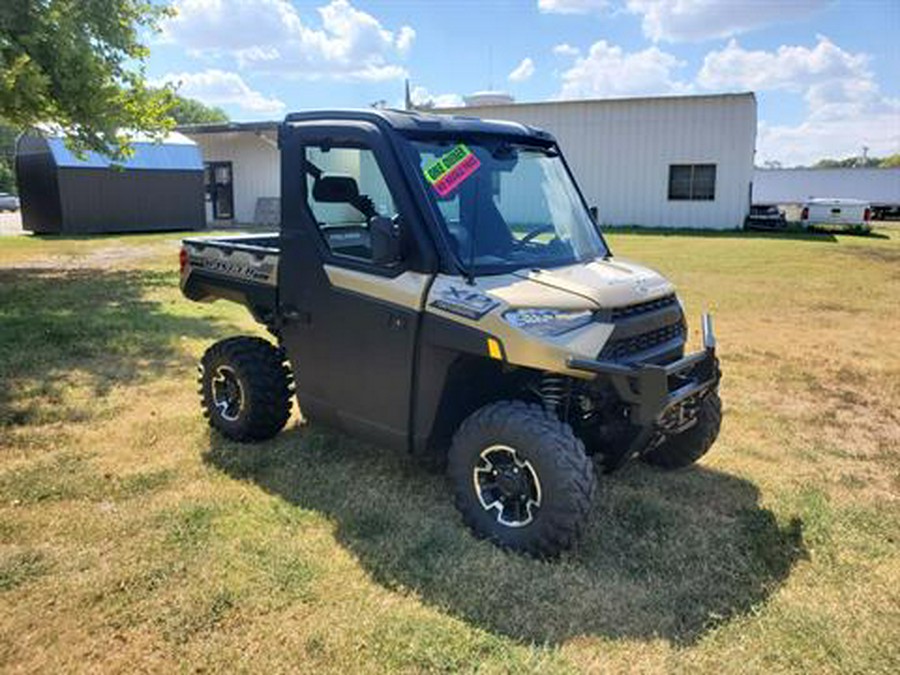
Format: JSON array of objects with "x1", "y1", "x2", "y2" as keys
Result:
[{"x1": 410, "y1": 140, "x2": 608, "y2": 274}]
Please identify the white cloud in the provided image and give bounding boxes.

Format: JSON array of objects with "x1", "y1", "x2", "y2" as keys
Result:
[
  {"x1": 396, "y1": 26, "x2": 416, "y2": 54},
  {"x1": 538, "y1": 0, "x2": 608, "y2": 14},
  {"x1": 558, "y1": 40, "x2": 688, "y2": 98},
  {"x1": 552, "y1": 43, "x2": 580, "y2": 57},
  {"x1": 164, "y1": 0, "x2": 414, "y2": 81},
  {"x1": 696, "y1": 36, "x2": 900, "y2": 165},
  {"x1": 508, "y1": 57, "x2": 536, "y2": 83},
  {"x1": 160, "y1": 69, "x2": 286, "y2": 115},
  {"x1": 409, "y1": 85, "x2": 464, "y2": 109},
  {"x1": 697, "y1": 37, "x2": 867, "y2": 95},
  {"x1": 758, "y1": 113, "x2": 900, "y2": 167},
  {"x1": 626, "y1": 0, "x2": 827, "y2": 42}
]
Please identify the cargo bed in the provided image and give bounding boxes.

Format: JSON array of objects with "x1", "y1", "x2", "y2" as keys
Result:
[{"x1": 180, "y1": 233, "x2": 281, "y2": 323}]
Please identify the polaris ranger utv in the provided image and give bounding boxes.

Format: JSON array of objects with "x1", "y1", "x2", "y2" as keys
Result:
[{"x1": 181, "y1": 109, "x2": 721, "y2": 557}]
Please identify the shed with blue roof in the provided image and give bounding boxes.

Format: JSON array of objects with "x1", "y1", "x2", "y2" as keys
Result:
[{"x1": 16, "y1": 132, "x2": 205, "y2": 234}]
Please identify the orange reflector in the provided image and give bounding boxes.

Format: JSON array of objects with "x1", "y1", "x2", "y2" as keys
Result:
[{"x1": 487, "y1": 337, "x2": 503, "y2": 360}]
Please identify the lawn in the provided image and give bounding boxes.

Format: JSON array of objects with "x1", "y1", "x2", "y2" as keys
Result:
[{"x1": 1, "y1": 228, "x2": 898, "y2": 673}]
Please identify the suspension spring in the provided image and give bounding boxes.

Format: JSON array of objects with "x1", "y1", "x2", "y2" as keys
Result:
[{"x1": 539, "y1": 373, "x2": 567, "y2": 412}]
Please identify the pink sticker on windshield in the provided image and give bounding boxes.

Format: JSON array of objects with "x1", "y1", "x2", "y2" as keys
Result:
[{"x1": 423, "y1": 144, "x2": 481, "y2": 197}]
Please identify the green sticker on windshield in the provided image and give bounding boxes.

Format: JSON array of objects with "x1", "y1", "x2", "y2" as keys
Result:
[{"x1": 423, "y1": 144, "x2": 481, "y2": 197}]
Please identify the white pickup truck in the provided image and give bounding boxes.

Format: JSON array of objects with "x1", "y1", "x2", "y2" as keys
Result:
[{"x1": 801, "y1": 198, "x2": 872, "y2": 231}]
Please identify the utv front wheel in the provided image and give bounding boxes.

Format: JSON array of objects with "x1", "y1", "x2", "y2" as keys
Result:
[
  {"x1": 448, "y1": 401, "x2": 597, "y2": 557},
  {"x1": 642, "y1": 391, "x2": 722, "y2": 469},
  {"x1": 199, "y1": 336, "x2": 292, "y2": 441}
]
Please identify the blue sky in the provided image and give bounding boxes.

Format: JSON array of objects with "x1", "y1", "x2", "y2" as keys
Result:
[{"x1": 148, "y1": 0, "x2": 900, "y2": 166}]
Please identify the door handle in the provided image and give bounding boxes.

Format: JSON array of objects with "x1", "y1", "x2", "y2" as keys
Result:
[
  {"x1": 283, "y1": 307, "x2": 311, "y2": 324},
  {"x1": 388, "y1": 313, "x2": 407, "y2": 331}
]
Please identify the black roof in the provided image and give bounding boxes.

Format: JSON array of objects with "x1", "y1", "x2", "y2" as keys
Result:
[
  {"x1": 176, "y1": 120, "x2": 278, "y2": 135},
  {"x1": 284, "y1": 109, "x2": 554, "y2": 141},
  {"x1": 179, "y1": 108, "x2": 554, "y2": 143}
]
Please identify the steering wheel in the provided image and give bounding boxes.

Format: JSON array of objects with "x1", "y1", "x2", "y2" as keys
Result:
[{"x1": 519, "y1": 224, "x2": 557, "y2": 246}]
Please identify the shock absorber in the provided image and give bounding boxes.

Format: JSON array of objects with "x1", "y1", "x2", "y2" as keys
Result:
[{"x1": 539, "y1": 373, "x2": 567, "y2": 413}]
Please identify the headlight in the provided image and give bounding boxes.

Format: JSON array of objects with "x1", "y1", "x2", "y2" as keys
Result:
[{"x1": 503, "y1": 308, "x2": 594, "y2": 337}]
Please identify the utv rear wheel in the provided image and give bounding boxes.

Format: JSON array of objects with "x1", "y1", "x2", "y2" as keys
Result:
[
  {"x1": 642, "y1": 391, "x2": 722, "y2": 469},
  {"x1": 448, "y1": 401, "x2": 596, "y2": 557},
  {"x1": 199, "y1": 336, "x2": 292, "y2": 442}
]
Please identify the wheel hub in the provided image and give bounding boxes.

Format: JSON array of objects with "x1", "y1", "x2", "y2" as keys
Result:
[
  {"x1": 211, "y1": 365, "x2": 244, "y2": 422},
  {"x1": 472, "y1": 445, "x2": 542, "y2": 528}
]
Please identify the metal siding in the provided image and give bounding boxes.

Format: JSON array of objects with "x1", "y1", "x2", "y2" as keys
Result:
[
  {"x1": 57, "y1": 169, "x2": 205, "y2": 233},
  {"x1": 191, "y1": 131, "x2": 280, "y2": 224},
  {"x1": 15, "y1": 135, "x2": 63, "y2": 233},
  {"x1": 450, "y1": 94, "x2": 756, "y2": 229},
  {"x1": 753, "y1": 168, "x2": 900, "y2": 204}
]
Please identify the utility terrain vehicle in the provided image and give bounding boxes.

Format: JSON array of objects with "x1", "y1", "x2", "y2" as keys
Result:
[{"x1": 181, "y1": 109, "x2": 721, "y2": 556}]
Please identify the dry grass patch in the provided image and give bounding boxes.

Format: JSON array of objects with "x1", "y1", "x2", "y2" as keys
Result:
[{"x1": 0, "y1": 229, "x2": 898, "y2": 673}]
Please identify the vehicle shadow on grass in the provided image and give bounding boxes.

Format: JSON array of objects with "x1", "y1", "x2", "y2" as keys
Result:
[
  {"x1": 204, "y1": 426, "x2": 806, "y2": 646},
  {"x1": 0, "y1": 267, "x2": 235, "y2": 428}
]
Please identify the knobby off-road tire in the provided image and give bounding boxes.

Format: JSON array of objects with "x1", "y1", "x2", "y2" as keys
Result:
[
  {"x1": 199, "y1": 336, "x2": 292, "y2": 442},
  {"x1": 448, "y1": 401, "x2": 597, "y2": 557},
  {"x1": 642, "y1": 391, "x2": 722, "y2": 469}
]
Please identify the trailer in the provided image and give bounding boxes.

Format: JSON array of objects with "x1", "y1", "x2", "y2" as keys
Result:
[{"x1": 754, "y1": 168, "x2": 900, "y2": 220}]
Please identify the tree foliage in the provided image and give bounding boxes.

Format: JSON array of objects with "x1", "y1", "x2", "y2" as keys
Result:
[
  {"x1": 812, "y1": 155, "x2": 899, "y2": 169},
  {"x1": 169, "y1": 95, "x2": 229, "y2": 125},
  {"x1": 813, "y1": 157, "x2": 880, "y2": 169},
  {"x1": 0, "y1": 122, "x2": 17, "y2": 193},
  {"x1": 0, "y1": 1, "x2": 176, "y2": 157}
]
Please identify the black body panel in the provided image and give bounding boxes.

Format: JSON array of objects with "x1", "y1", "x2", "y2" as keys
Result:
[{"x1": 277, "y1": 121, "x2": 431, "y2": 450}]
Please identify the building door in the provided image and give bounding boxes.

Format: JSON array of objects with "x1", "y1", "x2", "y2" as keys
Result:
[{"x1": 205, "y1": 162, "x2": 234, "y2": 220}]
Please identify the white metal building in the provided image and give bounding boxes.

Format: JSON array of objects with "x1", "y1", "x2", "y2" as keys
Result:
[
  {"x1": 181, "y1": 92, "x2": 757, "y2": 230},
  {"x1": 438, "y1": 93, "x2": 757, "y2": 230},
  {"x1": 182, "y1": 121, "x2": 280, "y2": 225}
]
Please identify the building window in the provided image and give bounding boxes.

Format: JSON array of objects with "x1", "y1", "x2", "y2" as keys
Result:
[{"x1": 668, "y1": 164, "x2": 716, "y2": 201}]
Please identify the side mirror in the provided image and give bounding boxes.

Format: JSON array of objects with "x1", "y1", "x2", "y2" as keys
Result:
[
  {"x1": 313, "y1": 174, "x2": 359, "y2": 203},
  {"x1": 370, "y1": 215, "x2": 402, "y2": 266}
]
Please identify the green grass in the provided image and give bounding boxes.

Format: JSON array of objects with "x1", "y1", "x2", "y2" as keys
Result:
[{"x1": 0, "y1": 229, "x2": 898, "y2": 672}]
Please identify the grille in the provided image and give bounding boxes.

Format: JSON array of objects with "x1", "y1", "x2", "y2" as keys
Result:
[
  {"x1": 610, "y1": 294, "x2": 678, "y2": 321},
  {"x1": 600, "y1": 321, "x2": 686, "y2": 361}
]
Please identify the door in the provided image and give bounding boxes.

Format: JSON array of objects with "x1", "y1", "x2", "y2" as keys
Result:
[
  {"x1": 205, "y1": 162, "x2": 234, "y2": 220},
  {"x1": 277, "y1": 123, "x2": 431, "y2": 449}
]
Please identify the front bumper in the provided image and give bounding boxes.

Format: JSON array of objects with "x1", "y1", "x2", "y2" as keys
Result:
[{"x1": 567, "y1": 313, "x2": 720, "y2": 427}]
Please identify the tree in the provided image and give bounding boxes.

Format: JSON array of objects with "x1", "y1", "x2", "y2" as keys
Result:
[
  {"x1": 0, "y1": 122, "x2": 17, "y2": 193},
  {"x1": 0, "y1": 1, "x2": 176, "y2": 158},
  {"x1": 880, "y1": 154, "x2": 900, "y2": 168},
  {"x1": 813, "y1": 156, "x2": 881, "y2": 169},
  {"x1": 169, "y1": 95, "x2": 229, "y2": 125}
]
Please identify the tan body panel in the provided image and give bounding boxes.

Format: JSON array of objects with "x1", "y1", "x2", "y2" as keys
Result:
[
  {"x1": 425, "y1": 274, "x2": 609, "y2": 378},
  {"x1": 321, "y1": 255, "x2": 676, "y2": 377},
  {"x1": 514, "y1": 257, "x2": 675, "y2": 308},
  {"x1": 324, "y1": 265, "x2": 431, "y2": 311},
  {"x1": 423, "y1": 255, "x2": 673, "y2": 377}
]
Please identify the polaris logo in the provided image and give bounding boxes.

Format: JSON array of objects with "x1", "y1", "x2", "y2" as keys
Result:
[{"x1": 190, "y1": 254, "x2": 276, "y2": 285}]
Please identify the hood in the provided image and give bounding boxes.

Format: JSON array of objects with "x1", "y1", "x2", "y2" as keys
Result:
[{"x1": 512, "y1": 257, "x2": 675, "y2": 309}]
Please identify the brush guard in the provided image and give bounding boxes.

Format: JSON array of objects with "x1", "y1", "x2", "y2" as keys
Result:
[{"x1": 567, "y1": 313, "x2": 720, "y2": 469}]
